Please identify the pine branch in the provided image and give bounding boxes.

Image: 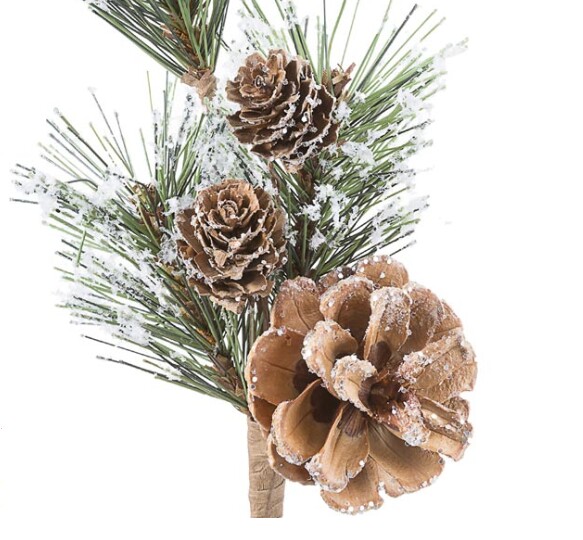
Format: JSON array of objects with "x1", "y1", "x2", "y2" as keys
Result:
[
  {"x1": 240, "y1": 0, "x2": 464, "y2": 281},
  {"x1": 12, "y1": 1, "x2": 466, "y2": 412},
  {"x1": 11, "y1": 77, "x2": 267, "y2": 411},
  {"x1": 84, "y1": 0, "x2": 231, "y2": 77}
]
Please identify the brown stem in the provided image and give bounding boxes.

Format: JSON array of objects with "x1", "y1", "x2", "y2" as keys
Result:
[
  {"x1": 258, "y1": 296, "x2": 271, "y2": 332},
  {"x1": 247, "y1": 417, "x2": 285, "y2": 518}
]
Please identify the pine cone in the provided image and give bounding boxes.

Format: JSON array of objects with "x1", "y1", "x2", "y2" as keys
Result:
[
  {"x1": 133, "y1": 184, "x2": 165, "y2": 235},
  {"x1": 161, "y1": 18, "x2": 217, "y2": 101},
  {"x1": 245, "y1": 255, "x2": 477, "y2": 513},
  {"x1": 323, "y1": 63, "x2": 355, "y2": 98},
  {"x1": 176, "y1": 179, "x2": 287, "y2": 313},
  {"x1": 162, "y1": 16, "x2": 203, "y2": 67},
  {"x1": 181, "y1": 67, "x2": 217, "y2": 101},
  {"x1": 226, "y1": 49, "x2": 339, "y2": 171}
]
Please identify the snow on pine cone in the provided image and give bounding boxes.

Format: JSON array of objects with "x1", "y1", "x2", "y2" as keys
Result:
[
  {"x1": 245, "y1": 256, "x2": 477, "y2": 514},
  {"x1": 226, "y1": 49, "x2": 339, "y2": 171},
  {"x1": 176, "y1": 179, "x2": 287, "y2": 313}
]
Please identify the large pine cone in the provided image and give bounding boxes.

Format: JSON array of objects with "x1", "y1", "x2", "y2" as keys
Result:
[
  {"x1": 245, "y1": 256, "x2": 477, "y2": 513},
  {"x1": 176, "y1": 179, "x2": 287, "y2": 313},
  {"x1": 226, "y1": 49, "x2": 339, "y2": 171}
]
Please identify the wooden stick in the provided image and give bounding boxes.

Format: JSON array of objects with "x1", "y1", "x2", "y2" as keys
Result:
[{"x1": 247, "y1": 417, "x2": 285, "y2": 518}]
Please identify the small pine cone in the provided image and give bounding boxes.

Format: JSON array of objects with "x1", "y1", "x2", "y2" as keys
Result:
[
  {"x1": 181, "y1": 67, "x2": 217, "y2": 101},
  {"x1": 161, "y1": 14, "x2": 217, "y2": 100},
  {"x1": 212, "y1": 353, "x2": 243, "y2": 396},
  {"x1": 177, "y1": 300, "x2": 211, "y2": 335},
  {"x1": 245, "y1": 255, "x2": 477, "y2": 514},
  {"x1": 161, "y1": 12, "x2": 202, "y2": 66},
  {"x1": 133, "y1": 184, "x2": 165, "y2": 235},
  {"x1": 323, "y1": 63, "x2": 355, "y2": 98},
  {"x1": 176, "y1": 179, "x2": 287, "y2": 313},
  {"x1": 226, "y1": 49, "x2": 339, "y2": 171}
]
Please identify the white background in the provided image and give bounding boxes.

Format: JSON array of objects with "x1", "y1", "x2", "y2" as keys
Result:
[{"x1": 1, "y1": 0, "x2": 582, "y2": 537}]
